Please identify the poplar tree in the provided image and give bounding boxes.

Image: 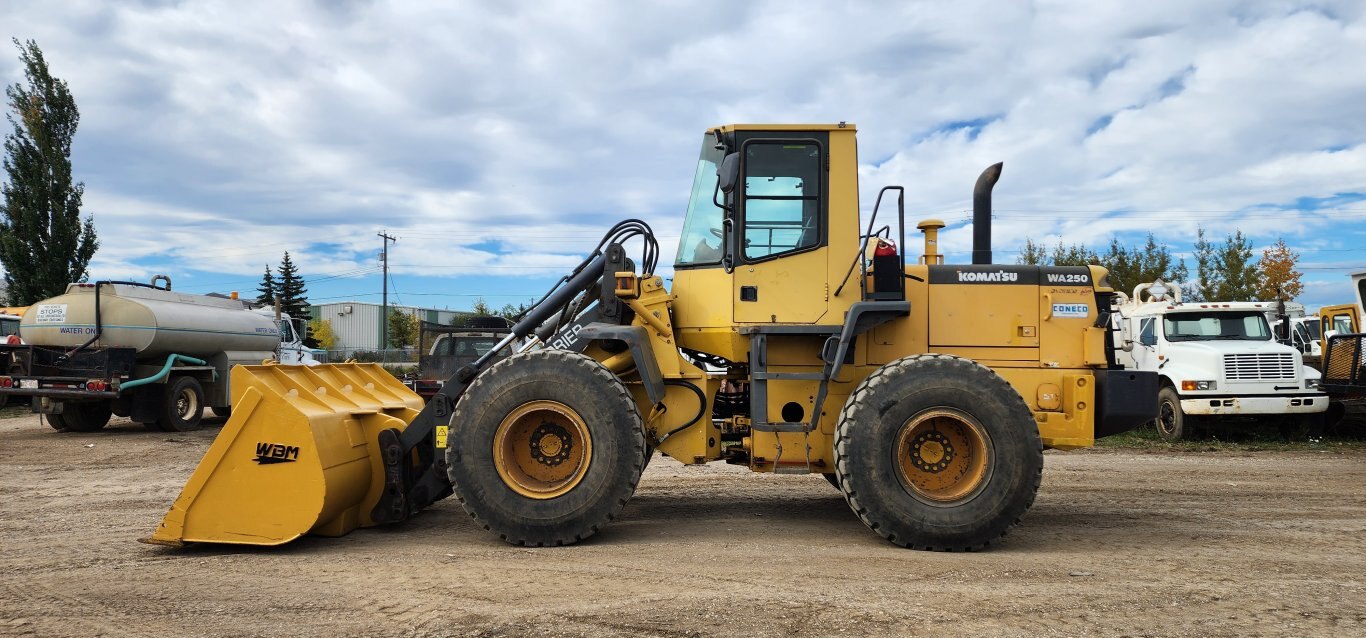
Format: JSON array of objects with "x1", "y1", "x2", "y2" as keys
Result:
[
  {"x1": 1256, "y1": 238, "x2": 1303, "y2": 301},
  {"x1": 0, "y1": 39, "x2": 98, "y2": 305}
]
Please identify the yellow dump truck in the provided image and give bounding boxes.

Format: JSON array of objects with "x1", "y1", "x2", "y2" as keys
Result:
[{"x1": 148, "y1": 124, "x2": 1158, "y2": 551}]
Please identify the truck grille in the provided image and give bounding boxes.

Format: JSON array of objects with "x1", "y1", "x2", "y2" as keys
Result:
[{"x1": 1223, "y1": 353, "x2": 1296, "y2": 380}]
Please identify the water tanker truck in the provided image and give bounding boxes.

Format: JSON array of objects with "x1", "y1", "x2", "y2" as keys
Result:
[{"x1": 0, "y1": 276, "x2": 315, "y2": 432}]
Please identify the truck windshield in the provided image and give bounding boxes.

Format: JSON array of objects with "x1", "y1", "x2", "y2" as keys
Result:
[
  {"x1": 1304, "y1": 318, "x2": 1320, "y2": 340},
  {"x1": 438, "y1": 337, "x2": 501, "y2": 357},
  {"x1": 1163, "y1": 311, "x2": 1272, "y2": 342},
  {"x1": 1293, "y1": 321, "x2": 1314, "y2": 346},
  {"x1": 675, "y1": 138, "x2": 727, "y2": 266}
]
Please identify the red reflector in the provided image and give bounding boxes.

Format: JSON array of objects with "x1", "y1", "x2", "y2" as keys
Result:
[
  {"x1": 0, "y1": 377, "x2": 10, "y2": 388},
  {"x1": 5, "y1": 335, "x2": 18, "y2": 345}
]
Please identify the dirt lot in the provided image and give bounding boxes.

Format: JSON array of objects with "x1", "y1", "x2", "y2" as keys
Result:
[{"x1": 1, "y1": 412, "x2": 1364, "y2": 638}]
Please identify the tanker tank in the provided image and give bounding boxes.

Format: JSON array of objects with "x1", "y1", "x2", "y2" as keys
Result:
[{"x1": 20, "y1": 282, "x2": 282, "y2": 359}]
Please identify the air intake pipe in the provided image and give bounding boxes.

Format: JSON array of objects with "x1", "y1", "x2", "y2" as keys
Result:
[{"x1": 972, "y1": 162, "x2": 1003, "y2": 265}]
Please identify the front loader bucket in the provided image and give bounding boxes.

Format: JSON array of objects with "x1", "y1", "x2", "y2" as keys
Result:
[{"x1": 144, "y1": 363, "x2": 423, "y2": 547}]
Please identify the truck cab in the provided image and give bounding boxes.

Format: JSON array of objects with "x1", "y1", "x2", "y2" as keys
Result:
[
  {"x1": 261, "y1": 312, "x2": 316, "y2": 366},
  {"x1": 1115, "y1": 282, "x2": 1326, "y2": 439}
]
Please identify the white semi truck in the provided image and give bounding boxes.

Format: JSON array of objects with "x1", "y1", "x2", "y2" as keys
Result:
[
  {"x1": 0, "y1": 277, "x2": 314, "y2": 432},
  {"x1": 1113, "y1": 281, "x2": 1327, "y2": 440}
]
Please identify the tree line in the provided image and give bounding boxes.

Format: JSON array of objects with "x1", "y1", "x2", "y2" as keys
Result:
[{"x1": 1018, "y1": 230, "x2": 1304, "y2": 302}]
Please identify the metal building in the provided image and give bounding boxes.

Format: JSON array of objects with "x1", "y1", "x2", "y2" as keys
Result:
[{"x1": 309, "y1": 301, "x2": 472, "y2": 352}]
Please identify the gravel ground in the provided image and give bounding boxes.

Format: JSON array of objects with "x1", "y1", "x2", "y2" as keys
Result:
[{"x1": 1, "y1": 411, "x2": 1364, "y2": 637}]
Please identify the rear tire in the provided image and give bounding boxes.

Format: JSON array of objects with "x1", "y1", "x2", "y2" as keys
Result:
[
  {"x1": 44, "y1": 402, "x2": 112, "y2": 432},
  {"x1": 446, "y1": 350, "x2": 646, "y2": 546},
  {"x1": 62, "y1": 402, "x2": 113, "y2": 432},
  {"x1": 156, "y1": 377, "x2": 204, "y2": 432},
  {"x1": 834, "y1": 354, "x2": 1042, "y2": 550},
  {"x1": 45, "y1": 412, "x2": 70, "y2": 431},
  {"x1": 1154, "y1": 387, "x2": 1186, "y2": 441}
]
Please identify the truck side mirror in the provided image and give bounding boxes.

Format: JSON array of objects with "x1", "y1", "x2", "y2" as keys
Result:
[{"x1": 717, "y1": 153, "x2": 740, "y2": 194}]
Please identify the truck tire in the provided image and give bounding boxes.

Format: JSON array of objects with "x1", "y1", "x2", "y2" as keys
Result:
[
  {"x1": 156, "y1": 376, "x2": 204, "y2": 432},
  {"x1": 446, "y1": 350, "x2": 646, "y2": 547},
  {"x1": 62, "y1": 402, "x2": 113, "y2": 432},
  {"x1": 1154, "y1": 387, "x2": 1187, "y2": 441},
  {"x1": 834, "y1": 354, "x2": 1043, "y2": 551},
  {"x1": 44, "y1": 412, "x2": 70, "y2": 431},
  {"x1": 45, "y1": 402, "x2": 112, "y2": 432}
]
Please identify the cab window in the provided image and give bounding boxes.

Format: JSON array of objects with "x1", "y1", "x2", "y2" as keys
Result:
[
  {"x1": 741, "y1": 141, "x2": 822, "y2": 261},
  {"x1": 675, "y1": 139, "x2": 727, "y2": 266},
  {"x1": 1139, "y1": 318, "x2": 1156, "y2": 346}
]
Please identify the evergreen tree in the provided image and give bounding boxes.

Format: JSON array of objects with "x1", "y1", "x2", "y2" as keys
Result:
[
  {"x1": 1016, "y1": 238, "x2": 1048, "y2": 265},
  {"x1": 1214, "y1": 231, "x2": 1257, "y2": 301},
  {"x1": 256, "y1": 265, "x2": 276, "y2": 306},
  {"x1": 275, "y1": 251, "x2": 309, "y2": 319},
  {"x1": 1256, "y1": 238, "x2": 1303, "y2": 301},
  {"x1": 1016, "y1": 238, "x2": 1096, "y2": 267},
  {"x1": 1049, "y1": 242, "x2": 1097, "y2": 267},
  {"x1": 1098, "y1": 234, "x2": 1187, "y2": 297},
  {"x1": 0, "y1": 39, "x2": 98, "y2": 305},
  {"x1": 1184, "y1": 227, "x2": 1219, "y2": 302}
]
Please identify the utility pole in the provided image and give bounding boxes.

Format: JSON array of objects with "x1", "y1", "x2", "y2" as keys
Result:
[{"x1": 378, "y1": 231, "x2": 396, "y2": 350}]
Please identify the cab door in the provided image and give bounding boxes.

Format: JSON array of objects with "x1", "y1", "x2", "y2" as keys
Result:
[
  {"x1": 1321, "y1": 304, "x2": 1360, "y2": 338},
  {"x1": 732, "y1": 136, "x2": 829, "y2": 324}
]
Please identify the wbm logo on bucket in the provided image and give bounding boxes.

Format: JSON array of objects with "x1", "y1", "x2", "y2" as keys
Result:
[{"x1": 254, "y1": 442, "x2": 300, "y2": 465}]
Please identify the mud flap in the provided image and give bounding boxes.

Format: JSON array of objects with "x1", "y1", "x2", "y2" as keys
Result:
[{"x1": 143, "y1": 363, "x2": 423, "y2": 547}]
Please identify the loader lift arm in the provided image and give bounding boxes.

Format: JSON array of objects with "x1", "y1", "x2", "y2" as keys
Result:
[{"x1": 370, "y1": 223, "x2": 654, "y2": 526}]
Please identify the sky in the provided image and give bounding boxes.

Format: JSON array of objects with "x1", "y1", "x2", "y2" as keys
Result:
[{"x1": 2, "y1": 0, "x2": 1365, "y2": 314}]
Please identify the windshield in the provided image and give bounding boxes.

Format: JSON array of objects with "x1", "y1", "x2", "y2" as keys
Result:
[
  {"x1": 1163, "y1": 311, "x2": 1272, "y2": 342},
  {"x1": 438, "y1": 336, "x2": 501, "y2": 357},
  {"x1": 1304, "y1": 318, "x2": 1320, "y2": 339},
  {"x1": 675, "y1": 138, "x2": 727, "y2": 266},
  {"x1": 1293, "y1": 321, "x2": 1312, "y2": 345}
]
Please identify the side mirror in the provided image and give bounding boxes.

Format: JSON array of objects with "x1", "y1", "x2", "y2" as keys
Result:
[{"x1": 717, "y1": 153, "x2": 740, "y2": 194}]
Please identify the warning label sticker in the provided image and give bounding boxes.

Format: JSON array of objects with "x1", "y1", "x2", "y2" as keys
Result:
[{"x1": 35, "y1": 304, "x2": 67, "y2": 324}]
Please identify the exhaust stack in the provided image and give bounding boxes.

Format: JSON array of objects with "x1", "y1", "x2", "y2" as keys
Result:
[{"x1": 972, "y1": 162, "x2": 1003, "y2": 265}]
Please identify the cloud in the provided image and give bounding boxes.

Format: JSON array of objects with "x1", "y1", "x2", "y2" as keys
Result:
[{"x1": 0, "y1": 0, "x2": 1363, "y2": 308}]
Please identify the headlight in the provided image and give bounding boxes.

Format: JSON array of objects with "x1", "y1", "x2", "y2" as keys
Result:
[
  {"x1": 1181, "y1": 380, "x2": 1216, "y2": 391},
  {"x1": 1306, "y1": 378, "x2": 1321, "y2": 390}
]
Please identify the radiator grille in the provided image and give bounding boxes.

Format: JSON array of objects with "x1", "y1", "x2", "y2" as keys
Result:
[{"x1": 1223, "y1": 353, "x2": 1296, "y2": 380}]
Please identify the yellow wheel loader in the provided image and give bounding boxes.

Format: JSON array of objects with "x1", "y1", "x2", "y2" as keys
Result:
[{"x1": 147, "y1": 123, "x2": 1158, "y2": 551}]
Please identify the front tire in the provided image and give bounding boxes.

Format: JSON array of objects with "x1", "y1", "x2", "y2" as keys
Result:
[
  {"x1": 834, "y1": 354, "x2": 1043, "y2": 550},
  {"x1": 446, "y1": 350, "x2": 646, "y2": 546},
  {"x1": 1154, "y1": 386, "x2": 1186, "y2": 441}
]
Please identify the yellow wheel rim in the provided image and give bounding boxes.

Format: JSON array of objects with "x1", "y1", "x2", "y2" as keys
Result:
[
  {"x1": 894, "y1": 408, "x2": 993, "y2": 505},
  {"x1": 493, "y1": 400, "x2": 592, "y2": 499}
]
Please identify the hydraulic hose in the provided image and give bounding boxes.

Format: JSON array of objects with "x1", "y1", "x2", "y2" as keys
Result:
[{"x1": 118, "y1": 354, "x2": 208, "y2": 393}]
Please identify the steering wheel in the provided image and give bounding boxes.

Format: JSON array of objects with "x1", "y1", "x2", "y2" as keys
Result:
[{"x1": 710, "y1": 228, "x2": 723, "y2": 239}]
